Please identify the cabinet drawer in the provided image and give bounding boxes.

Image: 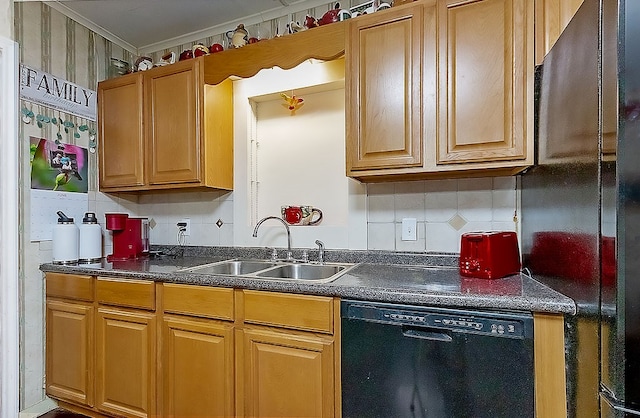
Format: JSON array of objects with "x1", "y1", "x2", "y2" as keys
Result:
[
  {"x1": 163, "y1": 283, "x2": 234, "y2": 320},
  {"x1": 46, "y1": 273, "x2": 93, "y2": 302},
  {"x1": 96, "y1": 277, "x2": 155, "y2": 310},
  {"x1": 242, "y1": 290, "x2": 334, "y2": 334}
]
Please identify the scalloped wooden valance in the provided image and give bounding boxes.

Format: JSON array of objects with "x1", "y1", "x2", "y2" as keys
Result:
[{"x1": 202, "y1": 20, "x2": 347, "y2": 85}]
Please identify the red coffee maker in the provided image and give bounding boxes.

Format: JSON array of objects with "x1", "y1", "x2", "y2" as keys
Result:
[{"x1": 105, "y1": 213, "x2": 149, "y2": 261}]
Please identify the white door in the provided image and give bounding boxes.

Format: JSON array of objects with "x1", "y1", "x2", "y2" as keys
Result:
[{"x1": 0, "y1": 35, "x2": 20, "y2": 417}]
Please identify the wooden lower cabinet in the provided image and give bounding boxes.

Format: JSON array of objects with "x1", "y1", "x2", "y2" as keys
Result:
[
  {"x1": 162, "y1": 315, "x2": 234, "y2": 417},
  {"x1": 534, "y1": 312, "x2": 568, "y2": 418},
  {"x1": 95, "y1": 307, "x2": 156, "y2": 418},
  {"x1": 45, "y1": 274, "x2": 570, "y2": 418},
  {"x1": 238, "y1": 326, "x2": 335, "y2": 418},
  {"x1": 46, "y1": 299, "x2": 94, "y2": 407}
]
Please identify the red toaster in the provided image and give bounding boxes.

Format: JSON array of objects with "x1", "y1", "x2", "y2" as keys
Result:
[{"x1": 459, "y1": 231, "x2": 521, "y2": 279}]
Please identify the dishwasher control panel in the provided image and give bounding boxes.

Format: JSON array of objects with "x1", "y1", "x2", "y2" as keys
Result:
[{"x1": 344, "y1": 302, "x2": 532, "y2": 339}]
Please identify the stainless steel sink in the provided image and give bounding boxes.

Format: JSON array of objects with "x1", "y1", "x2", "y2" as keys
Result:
[
  {"x1": 255, "y1": 264, "x2": 348, "y2": 281},
  {"x1": 179, "y1": 258, "x2": 354, "y2": 283},
  {"x1": 179, "y1": 259, "x2": 277, "y2": 275}
]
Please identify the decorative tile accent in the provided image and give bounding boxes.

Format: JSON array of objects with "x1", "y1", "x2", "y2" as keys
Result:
[
  {"x1": 216, "y1": 219, "x2": 224, "y2": 228},
  {"x1": 447, "y1": 214, "x2": 467, "y2": 231}
]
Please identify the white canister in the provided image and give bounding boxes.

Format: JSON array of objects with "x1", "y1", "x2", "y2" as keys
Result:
[
  {"x1": 52, "y1": 211, "x2": 79, "y2": 264},
  {"x1": 79, "y1": 212, "x2": 102, "y2": 263}
]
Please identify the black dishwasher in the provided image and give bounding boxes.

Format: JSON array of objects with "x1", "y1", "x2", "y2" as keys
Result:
[{"x1": 341, "y1": 300, "x2": 535, "y2": 418}]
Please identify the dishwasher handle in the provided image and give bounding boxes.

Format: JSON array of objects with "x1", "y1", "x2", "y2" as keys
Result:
[{"x1": 402, "y1": 326, "x2": 453, "y2": 342}]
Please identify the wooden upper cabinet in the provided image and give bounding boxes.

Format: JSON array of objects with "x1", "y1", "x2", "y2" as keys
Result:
[
  {"x1": 98, "y1": 74, "x2": 145, "y2": 189},
  {"x1": 346, "y1": 2, "x2": 426, "y2": 172},
  {"x1": 345, "y1": 0, "x2": 533, "y2": 182},
  {"x1": 535, "y1": 0, "x2": 585, "y2": 65},
  {"x1": 144, "y1": 60, "x2": 201, "y2": 185},
  {"x1": 346, "y1": 4, "x2": 425, "y2": 171},
  {"x1": 437, "y1": 0, "x2": 533, "y2": 166},
  {"x1": 98, "y1": 57, "x2": 233, "y2": 192}
]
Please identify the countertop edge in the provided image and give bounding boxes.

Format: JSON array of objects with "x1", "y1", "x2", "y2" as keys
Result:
[{"x1": 40, "y1": 261, "x2": 577, "y2": 316}]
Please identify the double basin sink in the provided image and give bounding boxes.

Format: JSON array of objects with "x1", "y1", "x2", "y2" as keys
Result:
[{"x1": 178, "y1": 259, "x2": 355, "y2": 283}]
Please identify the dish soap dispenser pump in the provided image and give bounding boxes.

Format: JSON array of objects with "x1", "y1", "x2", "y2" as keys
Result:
[
  {"x1": 52, "y1": 211, "x2": 79, "y2": 265},
  {"x1": 78, "y1": 212, "x2": 102, "y2": 263}
]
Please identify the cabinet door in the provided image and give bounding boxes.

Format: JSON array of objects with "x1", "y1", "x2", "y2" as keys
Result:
[
  {"x1": 46, "y1": 299, "x2": 94, "y2": 407},
  {"x1": 239, "y1": 327, "x2": 335, "y2": 418},
  {"x1": 162, "y1": 316, "x2": 234, "y2": 417},
  {"x1": 144, "y1": 59, "x2": 202, "y2": 185},
  {"x1": 346, "y1": 3, "x2": 425, "y2": 171},
  {"x1": 437, "y1": 0, "x2": 533, "y2": 165},
  {"x1": 98, "y1": 74, "x2": 145, "y2": 190},
  {"x1": 535, "y1": 0, "x2": 584, "y2": 65},
  {"x1": 96, "y1": 307, "x2": 156, "y2": 418}
]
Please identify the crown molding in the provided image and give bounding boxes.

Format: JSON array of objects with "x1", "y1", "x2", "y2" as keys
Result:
[
  {"x1": 46, "y1": 1, "x2": 138, "y2": 54},
  {"x1": 138, "y1": 0, "x2": 333, "y2": 55}
]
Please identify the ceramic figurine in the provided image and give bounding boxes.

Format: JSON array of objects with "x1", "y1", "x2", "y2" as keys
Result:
[
  {"x1": 156, "y1": 51, "x2": 175, "y2": 66},
  {"x1": 179, "y1": 49, "x2": 193, "y2": 61},
  {"x1": 134, "y1": 56, "x2": 153, "y2": 71},
  {"x1": 281, "y1": 92, "x2": 304, "y2": 114},
  {"x1": 304, "y1": 15, "x2": 318, "y2": 30},
  {"x1": 210, "y1": 43, "x2": 224, "y2": 53},
  {"x1": 192, "y1": 43, "x2": 209, "y2": 57},
  {"x1": 226, "y1": 24, "x2": 249, "y2": 48},
  {"x1": 287, "y1": 21, "x2": 304, "y2": 34}
]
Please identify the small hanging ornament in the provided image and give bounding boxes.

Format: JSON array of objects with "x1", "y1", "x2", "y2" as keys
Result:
[
  {"x1": 21, "y1": 102, "x2": 34, "y2": 124},
  {"x1": 88, "y1": 122, "x2": 97, "y2": 153},
  {"x1": 55, "y1": 111, "x2": 63, "y2": 144},
  {"x1": 280, "y1": 91, "x2": 304, "y2": 115}
]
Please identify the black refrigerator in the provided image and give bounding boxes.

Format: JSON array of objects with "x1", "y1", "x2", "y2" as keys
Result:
[{"x1": 521, "y1": 0, "x2": 640, "y2": 416}]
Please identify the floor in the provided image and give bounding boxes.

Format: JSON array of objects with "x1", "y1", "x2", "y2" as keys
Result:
[{"x1": 37, "y1": 409, "x2": 88, "y2": 418}]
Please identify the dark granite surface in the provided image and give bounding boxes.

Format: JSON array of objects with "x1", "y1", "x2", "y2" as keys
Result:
[{"x1": 40, "y1": 246, "x2": 576, "y2": 315}]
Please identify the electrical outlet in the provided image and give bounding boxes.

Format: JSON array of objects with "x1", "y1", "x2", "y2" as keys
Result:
[
  {"x1": 178, "y1": 218, "x2": 191, "y2": 236},
  {"x1": 401, "y1": 218, "x2": 417, "y2": 241}
]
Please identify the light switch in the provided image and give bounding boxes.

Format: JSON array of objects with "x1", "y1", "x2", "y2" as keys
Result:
[{"x1": 401, "y1": 218, "x2": 417, "y2": 241}]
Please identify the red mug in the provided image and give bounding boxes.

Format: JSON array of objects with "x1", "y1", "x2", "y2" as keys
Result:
[{"x1": 281, "y1": 205, "x2": 323, "y2": 226}]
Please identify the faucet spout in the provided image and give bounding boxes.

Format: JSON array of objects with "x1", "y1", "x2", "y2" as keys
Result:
[
  {"x1": 253, "y1": 216, "x2": 292, "y2": 260},
  {"x1": 315, "y1": 239, "x2": 325, "y2": 264}
]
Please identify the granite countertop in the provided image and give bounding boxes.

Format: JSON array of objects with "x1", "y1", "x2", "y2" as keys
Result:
[{"x1": 40, "y1": 246, "x2": 576, "y2": 315}]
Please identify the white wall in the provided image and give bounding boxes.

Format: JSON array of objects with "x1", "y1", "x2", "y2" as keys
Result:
[
  {"x1": 14, "y1": 2, "x2": 133, "y2": 409},
  {"x1": 0, "y1": 0, "x2": 12, "y2": 39}
]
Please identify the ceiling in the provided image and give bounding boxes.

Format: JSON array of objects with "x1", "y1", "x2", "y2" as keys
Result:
[{"x1": 38, "y1": 0, "x2": 332, "y2": 53}]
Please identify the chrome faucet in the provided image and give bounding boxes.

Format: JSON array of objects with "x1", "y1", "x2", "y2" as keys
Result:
[
  {"x1": 253, "y1": 216, "x2": 293, "y2": 261},
  {"x1": 315, "y1": 239, "x2": 325, "y2": 264}
]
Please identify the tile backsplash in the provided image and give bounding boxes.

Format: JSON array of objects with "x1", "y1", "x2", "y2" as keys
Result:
[
  {"x1": 93, "y1": 176, "x2": 519, "y2": 255},
  {"x1": 366, "y1": 177, "x2": 519, "y2": 253}
]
